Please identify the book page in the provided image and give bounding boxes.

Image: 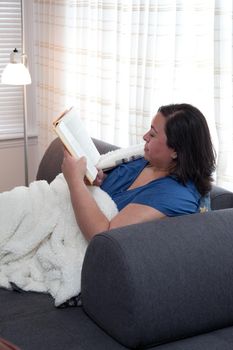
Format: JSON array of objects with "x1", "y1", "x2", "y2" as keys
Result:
[
  {"x1": 58, "y1": 122, "x2": 98, "y2": 181},
  {"x1": 58, "y1": 108, "x2": 100, "y2": 166},
  {"x1": 54, "y1": 107, "x2": 100, "y2": 182}
]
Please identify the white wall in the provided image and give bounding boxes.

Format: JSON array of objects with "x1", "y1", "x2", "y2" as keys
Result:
[{"x1": 0, "y1": 137, "x2": 39, "y2": 192}]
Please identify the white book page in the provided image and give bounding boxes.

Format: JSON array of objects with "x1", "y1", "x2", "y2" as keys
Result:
[
  {"x1": 60, "y1": 122, "x2": 98, "y2": 182},
  {"x1": 59, "y1": 108, "x2": 100, "y2": 164},
  {"x1": 56, "y1": 107, "x2": 100, "y2": 181}
]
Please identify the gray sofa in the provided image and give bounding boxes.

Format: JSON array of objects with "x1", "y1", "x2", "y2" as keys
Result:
[{"x1": 1, "y1": 138, "x2": 233, "y2": 350}]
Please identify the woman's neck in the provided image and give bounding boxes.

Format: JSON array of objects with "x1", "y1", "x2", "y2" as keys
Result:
[
  {"x1": 146, "y1": 161, "x2": 176, "y2": 177},
  {"x1": 128, "y1": 163, "x2": 170, "y2": 191},
  {"x1": 146, "y1": 163, "x2": 171, "y2": 178}
]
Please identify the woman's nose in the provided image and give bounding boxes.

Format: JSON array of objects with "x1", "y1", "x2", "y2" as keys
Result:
[{"x1": 143, "y1": 131, "x2": 149, "y2": 142}]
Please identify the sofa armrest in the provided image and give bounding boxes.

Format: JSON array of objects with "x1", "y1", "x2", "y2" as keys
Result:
[
  {"x1": 36, "y1": 137, "x2": 119, "y2": 184},
  {"x1": 81, "y1": 209, "x2": 233, "y2": 348}
]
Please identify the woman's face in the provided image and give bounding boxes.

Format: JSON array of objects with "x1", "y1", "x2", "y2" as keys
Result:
[{"x1": 143, "y1": 112, "x2": 176, "y2": 170}]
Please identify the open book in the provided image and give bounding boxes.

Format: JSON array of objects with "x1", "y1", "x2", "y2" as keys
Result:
[{"x1": 53, "y1": 107, "x2": 144, "y2": 183}]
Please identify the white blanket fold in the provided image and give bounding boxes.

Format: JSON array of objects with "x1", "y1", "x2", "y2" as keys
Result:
[{"x1": 0, "y1": 174, "x2": 118, "y2": 306}]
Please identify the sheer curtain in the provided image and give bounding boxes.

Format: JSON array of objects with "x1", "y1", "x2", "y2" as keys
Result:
[
  {"x1": 214, "y1": 0, "x2": 233, "y2": 190},
  {"x1": 33, "y1": 0, "x2": 233, "y2": 189}
]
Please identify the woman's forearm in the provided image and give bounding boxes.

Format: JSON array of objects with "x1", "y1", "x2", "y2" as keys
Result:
[
  {"x1": 69, "y1": 179, "x2": 110, "y2": 241},
  {"x1": 61, "y1": 151, "x2": 111, "y2": 240}
]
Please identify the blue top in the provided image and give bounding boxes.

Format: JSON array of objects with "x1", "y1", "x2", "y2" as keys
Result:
[{"x1": 101, "y1": 157, "x2": 204, "y2": 216}]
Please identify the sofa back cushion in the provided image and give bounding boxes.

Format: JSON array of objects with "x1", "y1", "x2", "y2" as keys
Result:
[
  {"x1": 210, "y1": 185, "x2": 233, "y2": 210},
  {"x1": 37, "y1": 138, "x2": 233, "y2": 211},
  {"x1": 81, "y1": 209, "x2": 233, "y2": 349},
  {"x1": 36, "y1": 137, "x2": 119, "y2": 184}
]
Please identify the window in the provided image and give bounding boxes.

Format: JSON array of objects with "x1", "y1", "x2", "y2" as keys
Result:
[{"x1": 0, "y1": 0, "x2": 25, "y2": 139}]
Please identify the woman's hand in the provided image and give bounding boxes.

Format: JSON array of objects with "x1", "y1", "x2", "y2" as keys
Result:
[
  {"x1": 62, "y1": 149, "x2": 87, "y2": 188},
  {"x1": 62, "y1": 148, "x2": 107, "y2": 188},
  {"x1": 92, "y1": 169, "x2": 107, "y2": 186}
]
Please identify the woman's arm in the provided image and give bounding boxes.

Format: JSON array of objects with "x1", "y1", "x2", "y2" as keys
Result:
[{"x1": 62, "y1": 150, "x2": 165, "y2": 241}]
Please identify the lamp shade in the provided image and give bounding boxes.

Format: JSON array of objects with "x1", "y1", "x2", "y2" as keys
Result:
[
  {"x1": 1, "y1": 62, "x2": 31, "y2": 85},
  {"x1": 1, "y1": 48, "x2": 31, "y2": 86}
]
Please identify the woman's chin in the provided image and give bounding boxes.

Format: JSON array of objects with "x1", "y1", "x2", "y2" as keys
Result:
[{"x1": 143, "y1": 151, "x2": 149, "y2": 160}]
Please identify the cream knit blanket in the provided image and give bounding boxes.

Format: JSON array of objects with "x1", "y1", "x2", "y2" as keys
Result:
[{"x1": 0, "y1": 174, "x2": 118, "y2": 306}]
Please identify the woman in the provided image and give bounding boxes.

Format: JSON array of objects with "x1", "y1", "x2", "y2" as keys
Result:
[{"x1": 62, "y1": 103, "x2": 216, "y2": 241}]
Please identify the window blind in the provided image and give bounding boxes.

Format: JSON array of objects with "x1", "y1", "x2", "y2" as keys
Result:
[{"x1": 0, "y1": 0, "x2": 24, "y2": 139}]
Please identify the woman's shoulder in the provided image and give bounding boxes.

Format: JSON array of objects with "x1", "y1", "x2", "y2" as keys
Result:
[
  {"x1": 133, "y1": 177, "x2": 201, "y2": 216},
  {"x1": 142, "y1": 175, "x2": 201, "y2": 204}
]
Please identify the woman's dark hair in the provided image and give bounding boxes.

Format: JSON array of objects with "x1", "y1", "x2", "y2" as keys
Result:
[{"x1": 158, "y1": 103, "x2": 216, "y2": 196}]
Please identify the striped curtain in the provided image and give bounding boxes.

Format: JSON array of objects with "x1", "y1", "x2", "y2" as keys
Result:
[{"x1": 33, "y1": 0, "x2": 233, "y2": 189}]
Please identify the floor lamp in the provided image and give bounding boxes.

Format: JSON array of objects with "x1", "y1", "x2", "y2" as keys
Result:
[{"x1": 1, "y1": 0, "x2": 31, "y2": 186}]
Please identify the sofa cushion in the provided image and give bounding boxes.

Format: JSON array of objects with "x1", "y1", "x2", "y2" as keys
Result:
[
  {"x1": 0, "y1": 288, "x2": 128, "y2": 350},
  {"x1": 2, "y1": 288, "x2": 233, "y2": 350},
  {"x1": 81, "y1": 208, "x2": 233, "y2": 349}
]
